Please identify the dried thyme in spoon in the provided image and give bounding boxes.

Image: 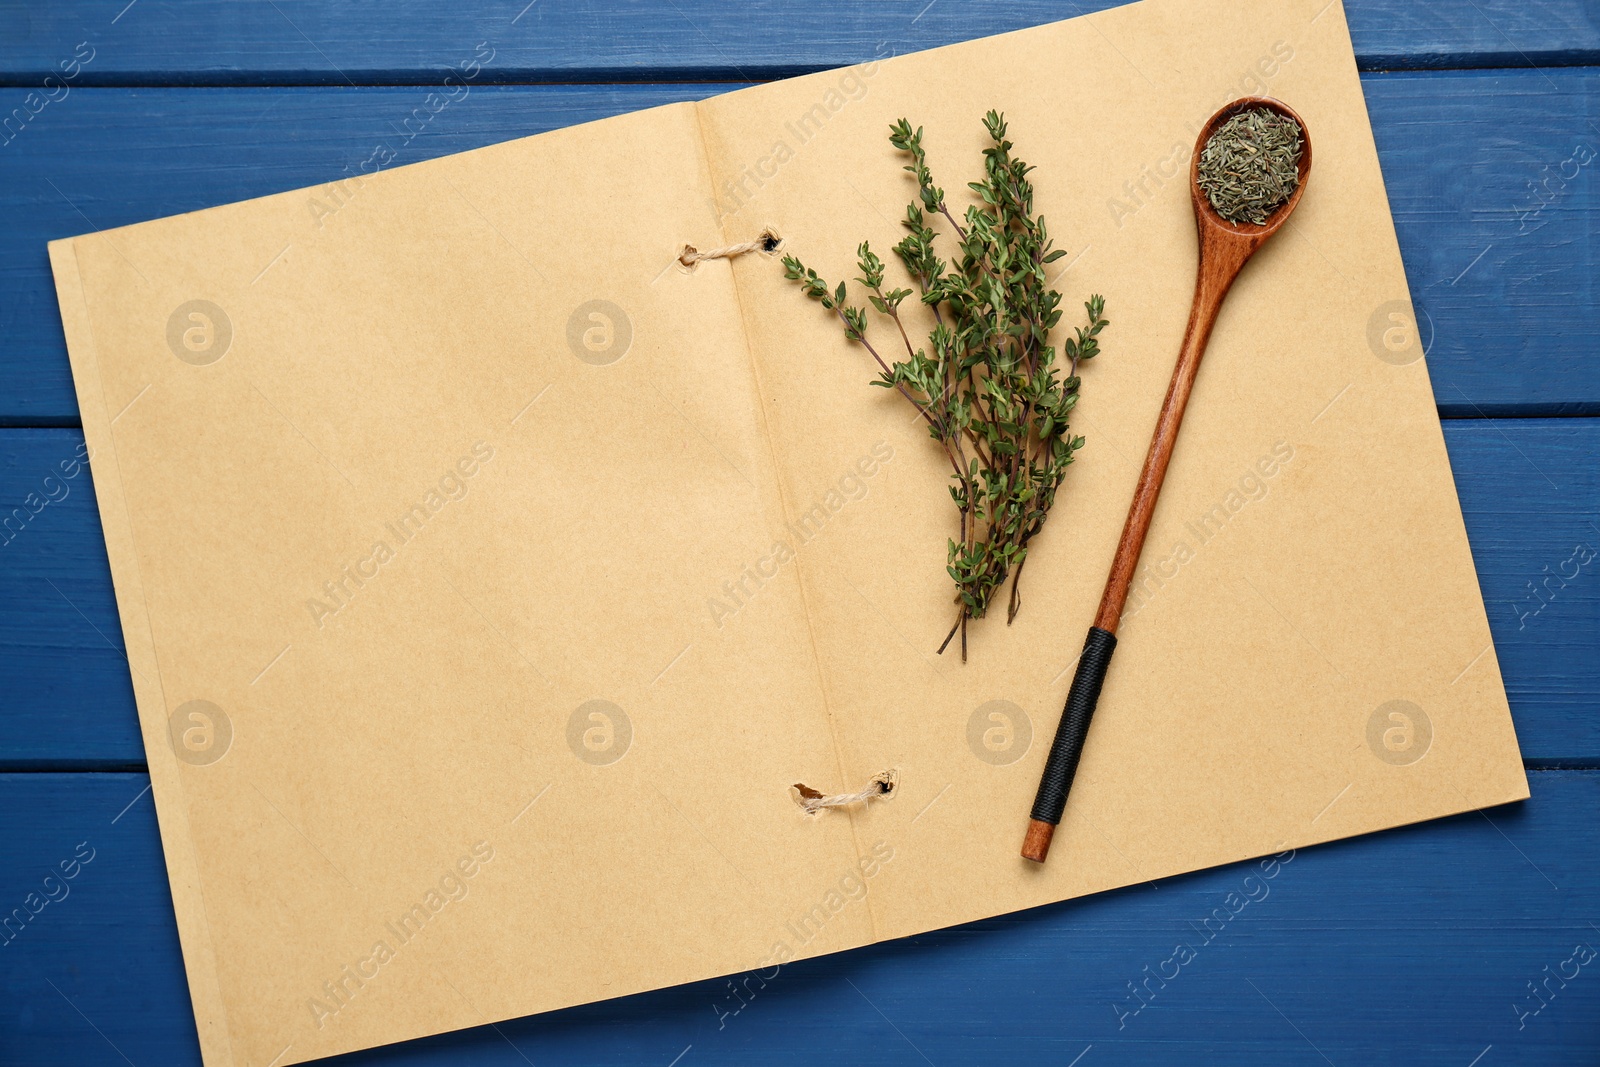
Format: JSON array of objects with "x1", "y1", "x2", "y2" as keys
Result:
[
  {"x1": 783, "y1": 112, "x2": 1109, "y2": 662},
  {"x1": 1197, "y1": 106, "x2": 1304, "y2": 225}
]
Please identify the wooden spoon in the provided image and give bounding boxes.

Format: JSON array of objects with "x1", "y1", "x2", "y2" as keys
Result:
[{"x1": 1022, "y1": 97, "x2": 1312, "y2": 864}]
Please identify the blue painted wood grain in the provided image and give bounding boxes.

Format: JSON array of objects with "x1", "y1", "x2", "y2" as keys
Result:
[
  {"x1": 1367, "y1": 70, "x2": 1600, "y2": 418},
  {"x1": 1, "y1": 71, "x2": 1597, "y2": 423},
  {"x1": 2, "y1": 420, "x2": 1595, "y2": 768},
  {"x1": 3, "y1": 770, "x2": 1596, "y2": 1065},
  {"x1": 0, "y1": 0, "x2": 1596, "y2": 84}
]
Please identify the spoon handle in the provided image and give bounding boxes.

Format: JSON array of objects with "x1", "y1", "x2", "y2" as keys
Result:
[
  {"x1": 1095, "y1": 233, "x2": 1254, "y2": 630},
  {"x1": 1022, "y1": 232, "x2": 1255, "y2": 864}
]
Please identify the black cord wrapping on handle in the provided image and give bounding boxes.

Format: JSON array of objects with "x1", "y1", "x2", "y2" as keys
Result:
[{"x1": 1030, "y1": 626, "x2": 1118, "y2": 825}]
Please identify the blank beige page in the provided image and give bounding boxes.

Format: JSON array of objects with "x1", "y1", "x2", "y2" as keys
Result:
[
  {"x1": 52, "y1": 101, "x2": 864, "y2": 1067},
  {"x1": 695, "y1": 0, "x2": 1526, "y2": 941}
]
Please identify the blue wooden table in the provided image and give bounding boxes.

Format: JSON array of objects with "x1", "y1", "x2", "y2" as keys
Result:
[{"x1": 2, "y1": 2, "x2": 1597, "y2": 1063}]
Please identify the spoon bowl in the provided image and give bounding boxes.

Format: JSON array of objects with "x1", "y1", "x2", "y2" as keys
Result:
[{"x1": 1191, "y1": 95, "x2": 1313, "y2": 248}]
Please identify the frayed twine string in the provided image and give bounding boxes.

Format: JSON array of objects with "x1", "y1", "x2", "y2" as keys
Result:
[
  {"x1": 679, "y1": 231, "x2": 781, "y2": 268},
  {"x1": 792, "y1": 770, "x2": 897, "y2": 816}
]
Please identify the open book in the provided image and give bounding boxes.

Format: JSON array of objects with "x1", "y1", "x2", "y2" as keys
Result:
[{"x1": 50, "y1": 0, "x2": 1526, "y2": 1062}]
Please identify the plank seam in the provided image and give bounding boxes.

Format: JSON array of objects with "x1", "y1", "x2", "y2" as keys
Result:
[{"x1": 0, "y1": 58, "x2": 1595, "y2": 88}]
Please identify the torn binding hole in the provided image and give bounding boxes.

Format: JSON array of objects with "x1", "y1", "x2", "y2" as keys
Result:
[
  {"x1": 791, "y1": 769, "x2": 897, "y2": 815},
  {"x1": 679, "y1": 230, "x2": 783, "y2": 269}
]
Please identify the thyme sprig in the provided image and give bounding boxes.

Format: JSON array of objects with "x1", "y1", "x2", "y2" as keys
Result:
[{"x1": 784, "y1": 111, "x2": 1109, "y2": 661}]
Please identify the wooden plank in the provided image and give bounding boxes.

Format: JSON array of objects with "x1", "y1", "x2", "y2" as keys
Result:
[
  {"x1": 2, "y1": 769, "x2": 1596, "y2": 1064},
  {"x1": 0, "y1": 0, "x2": 1595, "y2": 85},
  {"x1": 1366, "y1": 70, "x2": 1600, "y2": 418},
  {"x1": 1452, "y1": 419, "x2": 1600, "y2": 764},
  {"x1": 2, "y1": 419, "x2": 1595, "y2": 768},
  {"x1": 0, "y1": 431, "x2": 137, "y2": 766},
  {"x1": 2, "y1": 70, "x2": 1596, "y2": 423}
]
